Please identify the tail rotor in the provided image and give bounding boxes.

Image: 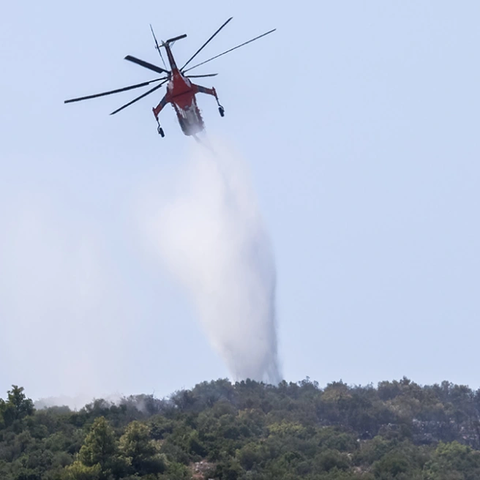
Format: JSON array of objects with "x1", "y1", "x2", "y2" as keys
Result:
[{"x1": 150, "y1": 24, "x2": 167, "y2": 70}]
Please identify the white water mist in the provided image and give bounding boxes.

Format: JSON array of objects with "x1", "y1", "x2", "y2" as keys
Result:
[{"x1": 148, "y1": 140, "x2": 281, "y2": 384}]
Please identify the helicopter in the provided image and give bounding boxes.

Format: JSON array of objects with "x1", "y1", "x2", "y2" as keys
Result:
[{"x1": 64, "y1": 18, "x2": 275, "y2": 137}]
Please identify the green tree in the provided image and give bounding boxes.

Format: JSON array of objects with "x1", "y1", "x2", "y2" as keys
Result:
[
  {"x1": 119, "y1": 421, "x2": 155, "y2": 459},
  {"x1": 78, "y1": 417, "x2": 120, "y2": 479},
  {"x1": 160, "y1": 462, "x2": 192, "y2": 479},
  {"x1": 236, "y1": 442, "x2": 262, "y2": 470},
  {"x1": 0, "y1": 386, "x2": 35, "y2": 427},
  {"x1": 63, "y1": 460, "x2": 101, "y2": 480},
  {"x1": 424, "y1": 441, "x2": 480, "y2": 480},
  {"x1": 119, "y1": 421, "x2": 167, "y2": 475}
]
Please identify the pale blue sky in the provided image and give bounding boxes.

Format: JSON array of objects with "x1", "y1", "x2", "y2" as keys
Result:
[{"x1": 1, "y1": 1, "x2": 479, "y2": 402}]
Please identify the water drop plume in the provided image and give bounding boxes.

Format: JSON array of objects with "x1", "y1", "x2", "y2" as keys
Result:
[{"x1": 149, "y1": 139, "x2": 281, "y2": 384}]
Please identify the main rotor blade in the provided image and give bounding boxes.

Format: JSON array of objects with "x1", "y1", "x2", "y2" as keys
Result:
[
  {"x1": 110, "y1": 79, "x2": 168, "y2": 115},
  {"x1": 184, "y1": 28, "x2": 276, "y2": 73},
  {"x1": 181, "y1": 17, "x2": 233, "y2": 71},
  {"x1": 125, "y1": 55, "x2": 169, "y2": 75},
  {"x1": 64, "y1": 78, "x2": 167, "y2": 104},
  {"x1": 186, "y1": 73, "x2": 218, "y2": 78}
]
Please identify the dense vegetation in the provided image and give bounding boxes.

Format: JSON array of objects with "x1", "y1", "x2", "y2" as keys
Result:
[{"x1": 1, "y1": 378, "x2": 480, "y2": 479}]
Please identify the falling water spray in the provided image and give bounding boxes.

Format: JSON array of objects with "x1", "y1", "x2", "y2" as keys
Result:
[{"x1": 148, "y1": 139, "x2": 281, "y2": 384}]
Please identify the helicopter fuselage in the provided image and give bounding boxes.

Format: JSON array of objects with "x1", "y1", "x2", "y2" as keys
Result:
[{"x1": 153, "y1": 44, "x2": 217, "y2": 136}]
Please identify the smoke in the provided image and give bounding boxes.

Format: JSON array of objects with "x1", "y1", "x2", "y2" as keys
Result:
[
  {"x1": 145, "y1": 139, "x2": 281, "y2": 384},
  {"x1": 0, "y1": 189, "x2": 137, "y2": 402}
]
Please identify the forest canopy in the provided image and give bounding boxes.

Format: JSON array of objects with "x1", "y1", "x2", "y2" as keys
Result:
[{"x1": 1, "y1": 378, "x2": 480, "y2": 479}]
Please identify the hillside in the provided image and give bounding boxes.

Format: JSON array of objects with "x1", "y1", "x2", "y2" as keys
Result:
[{"x1": 1, "y1": 378, "x2": 480, "y2": 479}]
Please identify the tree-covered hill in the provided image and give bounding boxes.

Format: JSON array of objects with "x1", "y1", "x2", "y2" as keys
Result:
[{"x1": 1, "y1": 378, "x2": 480, "y2": 479}]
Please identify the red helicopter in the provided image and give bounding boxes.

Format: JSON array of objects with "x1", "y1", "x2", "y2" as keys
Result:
[{"x1": 65, "y1": 18, "x2": 275, "y2": 137}]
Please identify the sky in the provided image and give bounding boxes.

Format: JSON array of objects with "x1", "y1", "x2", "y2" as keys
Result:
[{"x1": 1, "y1": 1, "x2": 480, "y2": 404}]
